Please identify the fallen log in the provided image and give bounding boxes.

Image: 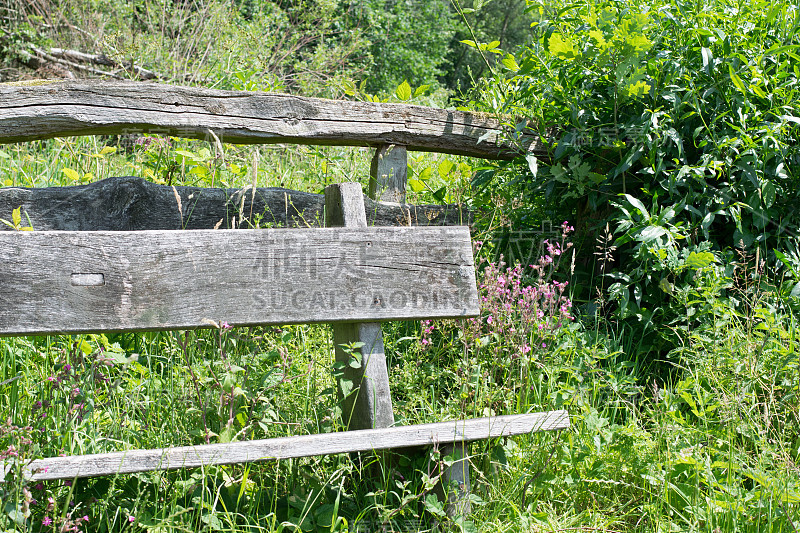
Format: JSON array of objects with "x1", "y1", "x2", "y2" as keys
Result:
[{"x1": 0, "y1": 176, "x2": 471, "y2": 231}]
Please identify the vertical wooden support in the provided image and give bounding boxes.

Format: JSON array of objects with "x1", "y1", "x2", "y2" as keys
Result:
[
  {"x1": 369, "y1": 144, "x2": 407, "y2": 203},
  {"x1": 441, "y1": 442, "x2": 471, "y2": 517},
  {"x1": 324, "y1": 182, "x2": 395, "y2": 430}
]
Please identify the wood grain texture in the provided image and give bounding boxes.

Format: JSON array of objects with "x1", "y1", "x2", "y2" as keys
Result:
[
  {"x1": 325, "y1": 183, "x2": 395, "y2": 430},
  {"x1": 18, "y1": 411, "x2": 569, "y2": 481},
  {"x1": 369, "y1": 145, "x2": 407, "y2": 203},
  {"x1": 0, "y1": 80, "x2": 547, "y2": 159},
  {"x1": 0, "y1": 226, "x2": 478, "y2": 335},
  {"x1": 0, "y1": 177, "x2": 470, "y2": 231}
]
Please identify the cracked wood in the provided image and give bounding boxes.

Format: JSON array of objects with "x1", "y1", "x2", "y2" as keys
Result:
[
  {"x1": 0, "y1": 80, "x2": 546, "y2": 158},
  {"x1": 0, "y1": 226, "x2": 478, "y2": 335},
  {"x1": 19, "y1": 411, "x2": 570, "y2": 481}
]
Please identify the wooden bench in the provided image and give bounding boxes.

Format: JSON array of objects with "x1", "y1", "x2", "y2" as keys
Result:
[{"x1": 0, "y1": 80, "x2": 568, "y2": 517}]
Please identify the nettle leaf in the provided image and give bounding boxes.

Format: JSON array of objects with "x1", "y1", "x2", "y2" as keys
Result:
[
  {"x1": 548, "y1": 33, "x2": 579, "y2": 60},
  {"x1": 408, "y1": 179, "x2": 426, "y2": 193},
  {"x1": 438, "y1": 159, "x2": 454, "y2": 177},
  {"x1": 413, "y1": 84, "x2": 430, "y2": 97},
  {"x1": 395, "y1": 80, "x2": 412, "y2": 101}
]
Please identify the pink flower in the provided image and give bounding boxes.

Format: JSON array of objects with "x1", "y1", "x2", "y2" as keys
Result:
[
  {"x1": 43, "y1": 516, "x2": 52, "y2": 526},
  {"x1": 83, "y1": 516, "x2": 89, "y2": 522},
  {"x1": 129, "y1": 516, "x2": 136, "y2": 523},
  {"x1": 221, "y1": 321, "x2": 232, "y2": 330}
]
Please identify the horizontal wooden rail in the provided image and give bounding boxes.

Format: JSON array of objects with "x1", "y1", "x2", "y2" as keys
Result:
[
  {"x1": 0, "y1": 80, "x2": 546, "y2": 159},
  {"x1": 14, "y1": 411, "x2": 569, "y2": 481},
  {"x1": 0, "y1": 226, "x2": 478, "y2": 335},
  {"x1": 0, "y1": 177, "x2": 469, "y2": 231}
]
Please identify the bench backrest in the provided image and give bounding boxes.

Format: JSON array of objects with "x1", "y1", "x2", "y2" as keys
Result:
[{"x1": 0, "y1": 226, "x2": 478, "y2": 335}]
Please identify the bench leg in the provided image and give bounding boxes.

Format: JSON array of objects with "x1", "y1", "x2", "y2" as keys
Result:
[
  {"x1": 440, "y1": 441, "x2": 471, "y2": 518},
  {"x1": 332, "y1": 322, "x2": 395, "y2": 430}
]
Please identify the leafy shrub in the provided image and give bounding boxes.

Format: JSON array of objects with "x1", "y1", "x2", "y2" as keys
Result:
[{"x1": 466, "y1": 0, "x2": 800, "y2": 353}]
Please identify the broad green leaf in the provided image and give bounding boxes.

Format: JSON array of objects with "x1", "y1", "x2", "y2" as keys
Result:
[
  {"x1": 438, "y1": 159, "x2": 454, "y2": 177},
  {"x1": 395, "y1": 80, "x2": 412, "y2": 101},
  {"x1": 623, "y1": 194, "x2": 650, "y2": 219},
  {"x1": 460, "y1": 39, "x2": 478, "y2": 49},
  {"x1": 548, "y1": 34, "x2": 578, "y2": 59},
  {"x1": 408, "y1": 179, "x2": 426, "y2": 193},
  {"x1": 762, "y1": 181, "x2": 776, "y2": 208},
  {"x1": 99, "y1": 146, "x2": 117, "y2": 156},
  {"x1": 62, "y1": 168, "x2": 80, "y2": 181},
  {"x1": 659, "y1": 278, "x2": 673, "y2": 294},
  {"x1": 413, "y1": 84, "x2": 430, "y2": 97},
  {"x1": 77, "y1": 338, "x2": 93, "y2": 354},
  {"x1": 685, "y1": 251, "x2": 717, "y2": 270},
  {"x1": 637, "y1": 226, "x2": 666, "y2": 243},
  {"x1": 626, "y1": 80, "x2": 651, "y2": 98},
  {"x1": 501, "y1": 54, "x2": 520, "y2": 72},
  {"x1": 11, "y1": 207, "x2": 20, "y2": 227},
  {"x1": 174, "y1": 149, "x2": 197, "y2": 161},
  {"x1": 0, "y1": 150, "x2": 10, "y2": 159}
]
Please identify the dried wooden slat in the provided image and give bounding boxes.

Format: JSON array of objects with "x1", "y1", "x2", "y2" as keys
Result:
[
  {"x1": 18, "y1": 411, "x2": 569, "y2": 481},
  {"x1": 0, "y1": 80, "x2": 547, "y2": 159},
  {"x1": 0, "y1": 227, "x2": 478, "y2": 335}
]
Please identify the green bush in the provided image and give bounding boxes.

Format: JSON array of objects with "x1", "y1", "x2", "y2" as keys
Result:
[{"x1": 466, "y1": 0, "x2": 800, "y2": 353}]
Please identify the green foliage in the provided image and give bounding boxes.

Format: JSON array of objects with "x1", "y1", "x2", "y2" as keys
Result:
[{"x1": 467, "y1": 0, "x2": 800, "y2": 353}]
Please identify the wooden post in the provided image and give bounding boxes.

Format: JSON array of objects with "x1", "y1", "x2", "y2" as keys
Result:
[
  {"x1": 324, "y1": 182, "x2": 395, "y2": 430},
  {"x1": 440, "y1": 442, "x2": 471, "y2": 517},
  {"x1": 369, "y1": 144, "x2": 407, "y2": 203}
]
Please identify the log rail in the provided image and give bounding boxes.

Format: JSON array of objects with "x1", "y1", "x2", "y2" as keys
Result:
[{"x1": 0, "y1": 80, "x2": 545, "y2": 159}]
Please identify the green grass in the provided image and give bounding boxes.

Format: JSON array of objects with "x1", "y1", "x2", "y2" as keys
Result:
[
  {"x1": 1, "y1": 0, "x2": 799, "y2": 527},
  {"x1": 1, "y1": 139, "x2": 798, "y2": 531}
]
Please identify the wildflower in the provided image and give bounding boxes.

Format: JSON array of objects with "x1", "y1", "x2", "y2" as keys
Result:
[
  {"x1": 129, "y1": 516, "x2": 135, "y2": 523},
  {"x1": 43, "y1": 516, "x2": 53, "y2": 526},
  {"x1": 221, "y1": 321, "x2": 232, "y2": 330}
]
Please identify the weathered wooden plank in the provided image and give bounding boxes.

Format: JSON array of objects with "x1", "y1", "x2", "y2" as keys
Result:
[
  {"x1": 325, "y1": 183, "x2": 395, "y2": 430},
  {"x1": 369, "y1": 144, "x2": 407, "y2": 203},
  {"x1": 16, "y1": 411, "x2": 569, "y2": 481},
  {"x1": 0, "y1": 226, "x2": 478, "y2": 335},
  {"x1": 0, "y1": 80, "x2": 547, "y2": 159},
  {"x1": 0, "y1": 177, "x2": 470, "y2": 231}
]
